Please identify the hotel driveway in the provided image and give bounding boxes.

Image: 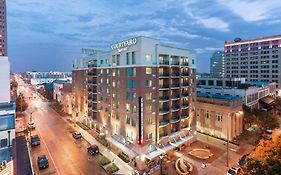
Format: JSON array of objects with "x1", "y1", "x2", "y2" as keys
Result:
[{"x1": 17, "y1": 78, "x2": 107, "y2": 175}]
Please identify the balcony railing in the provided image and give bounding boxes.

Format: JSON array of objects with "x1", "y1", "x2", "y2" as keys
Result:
[
  {"x1": 182, "y1": 93, "x2": 189, "y2": 97},
  {"x1": 88, "y1": 72, "x2": 97, "y2": 76},
  {"x1": 159, "y1": 108, "x2": 170, "y2": 115},
  {"x1": 159, "y1": 84, "x2": 169, "y2": 90},
  {"x1": 159, "y1": 132, "x2": 168, "y2": 138},
  {"x1": 159, "y1": 60, "x2": 169, "y2": 65},
  {"x1": 181, "y1": 62, "x2": 189, "y2": 66},
  {"x1": 159, "y1": 96, "x2": 170, "y2": 102},
  {"x1": 170, "y1": 117, "x2": 180, "y2": 123},
  {"x1": 171, "y1": 95, "x2": 180, "y2": 100},
  {"x1": 171, "y1": 73, "x2": 180, "y2": 77},
  {"x1": 171, "y1": 106, "x2": 180, "y2": 111},
  {"x1": 181, "y1": 104, "x2": 189, "y2": 109},
  {"x1": 159, "y1": 120, "x2": 169, "y2": 127},
  {"x1": 87, "y1": 80, "x2": 97, "y2": 84},
  {"x1": 159, "y1": 73, "x2": 170, "y2": 78},
  {"x1": 171, "y1": 61, "x2": 180, "y2": 66},
  {"x1": 181, "y1": 72, "x2": 189, "y2": 76},
  {"x1": 182, "y1": 83, "x2": 189, "y2": 87},
  {"x1": 171, "y1": 84, "x2": 180, "y2": 89},
  {"x1": 181, "y1": 114, "x2": 189, "y2": 119}
]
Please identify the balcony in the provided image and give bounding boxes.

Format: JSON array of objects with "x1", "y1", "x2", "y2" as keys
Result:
[
  {"x1": 159, "y1": 73, "x2": 170, "y2": 78},
  {"x1": 159, "y1": 132, "x2": 168, "y2": 138},
  {"x1": 159, "y1": 108, "x2": 170, "y2": 115},
  {"x1": 159, "y1": 120, "x2": 169, "y2": 127},
  {"x1": 182, "y1": 83, "x2": 189, "y2": 87},
  {"x1": 171, "y1": 95, "x2": 180, "y2": 101},
  {"x1": 88, "y1": 72, "x2": 97, "y2": 77},
  {"x1": 181, "y1": 104, "x2": 189, "y2": 109},
  {"x1": 87, "y1": 80, "x2": 97, "y2": 84},
  {"x1": 181, "y1": 62, "x2": 189, "y2": 66},
  {"x1": 181, "y1": 72, "x2": 189, "y2": 77},
  {"x1": 171, "y1": 61, "x2": 180, "y2": 66},
  {"x1": 181, "y1": 114, "x2": 189, "y2": 119},
  {"x1": 170, "y1": 117, "x2": 180, "y2": 124},
  {"x1": 171, "y1": 106, "x2": 180, "y2": 112},
  {"x1": 171, "y1": 73, "x2": 180, "y2": 78},
  {"x1": 171, "y1": 84, "x2": 180, "y2": 89},
  {"x1": 182, "y1": 93, "x2": 189, "y2": 97},
  {"x1": 159, "y1": 96, "x2": 170, "y2": 102},
  {"x1": 159, "y1": 84, "x2": 169, "y2": 90},
  {"x1": 159, "y1": 60, "x2": 169, "y2": 66}
]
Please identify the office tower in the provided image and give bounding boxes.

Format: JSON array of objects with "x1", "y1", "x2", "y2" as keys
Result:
[
  {"x1": 210, "y1": 51, "x2": 225, "y2": 77},
  {"x1": 87, "y1": 36, "x2": 196, "y2": 147},
  {"x1": 0, "y1": 0, "x2": 7, "y2": 56},
  {"x1": 224, "y1": 36, "x2": 281, "y2": 88}
]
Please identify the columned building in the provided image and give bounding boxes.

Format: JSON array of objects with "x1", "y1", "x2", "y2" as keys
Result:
[
  {"x1": 86, "y1": 36, "x2": 196, "y2": 163},
  {"x1": 224, "y1": 35, "x2": 281, "y2": 88}
]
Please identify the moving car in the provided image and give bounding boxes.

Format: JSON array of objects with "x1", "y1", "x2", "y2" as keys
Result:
[
  {"x1": 28, "y1": 121, "x2": 36, "y2": 130},
  {"x1": 226, "y1": 166, "x2": 242, "y2": 175},
  {"x1": 72, "y1": 132, "x2": 82, "y2": 139},
  {"x1": 37, "y1": 155, "x2": 49, "y2": 169},
  {"x1": 87, "y1": 145, "x2": 99, "y2": 155},
  {"x1": 264, "y1": 129, "x2": 273, "y2": 134},
  {"x1": 31, "y1": 135, "x2": 40, "y2": 146}
]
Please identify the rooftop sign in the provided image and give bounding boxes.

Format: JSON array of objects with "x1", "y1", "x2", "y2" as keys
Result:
[{"x1": 111, "y1": 38, "x2": 137, "y2": 52}]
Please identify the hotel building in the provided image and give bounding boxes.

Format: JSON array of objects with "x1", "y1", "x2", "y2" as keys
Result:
[
  {"x1": 224, "y1": 35, "x2": 281, "y2": 88},
  {"x1": 210, "y1": 51, "x2": 225, "y2": 78},
  {"x1": 87, "y1": 36, "x2": 196, "y2": 162}
]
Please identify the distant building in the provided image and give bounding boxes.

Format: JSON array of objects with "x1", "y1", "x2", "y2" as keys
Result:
[
  {"x1": 0, "y1": 0, "x2": 7, "y2": 56},
  {"x1": 195, "y1": 92, "x2": 243, "y2": 141},
  {"x1": 197, "y1": 77, "x2": 276, "y2": 109},
  {"x1": 210, "y1": 51, "x2": 225, "y2": 77},
  {"x1": 224, "y1": 35, "x2": 281, "y2": 88},
  {"x1": 25, "y1": 71, "x2": 72, "y2": 85},
  {"x1": 53, "y1": 81, "x2": 72, "y2": 115}
]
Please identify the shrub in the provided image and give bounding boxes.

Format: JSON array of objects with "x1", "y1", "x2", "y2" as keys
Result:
[
  {"x1": 177, "y1": 160, "x2": 185, "y2": 173},
  {"x1": 77, "y1": 122, "x2": 90, "y2": 130},
  {"x1": 106, "y1": 163, "x2": 119, "y2": 174},
  {"x1": 99, "y1": 156, "x2": 111, "y2": 166},
  {"x1": 96, "y1": 135, "x2": 108, "y2": 147},
  {"x1": 118, "y1": 153, "x2": 130, "y2": 163}
]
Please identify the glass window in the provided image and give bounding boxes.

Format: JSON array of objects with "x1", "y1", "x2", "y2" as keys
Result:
[
  {"x1": 146, "y1": 68, "x2": 152, "y2": 74},
  {"x1": 0, "y1": 115, "x2": 15, "y2": 131},
  {"x1": 117, "y1": 54, "x2": 120, "y2": 65},
  {"x1": 132, "y1": 80, "x2": 136, "y2": 89},
  {"x1": 145, "y1": 92, "x2": 152, "y2": 100},
  {"x1": 146, "y1": 133, "x2": 152, "y2": 140},
  {"x1": 126, "y1": 115, "x2": 130, "y2": 124},
  {"x1": 100, "y1": 59, "x2": 104, "y2": 65},
  {"x1": 132, "y1": 92, "x2": 136, "y2": 101},
  {"x1": 106, "y1": 78, "x2": 109, "y2": 84},
  {"x1": 132, "y1": 68, "x2": 136, "y2": 77},
  {"x1": 132, "y1": 51, "x2": 136, "y2": 64},
  {"x1": 146, "y1": 105, "x2": 152, "y2": 112},
  {"x1": 132, "y1": 118, "x2": 136, "y2": 127},
  {"x1": 147, "y1": 118, "x2": 152, "y2": 125},
  {"x1": 146, "y1": 80, "x2": 152, "y2": 87},
  {"x1": 145, "y1": 54, "x2": 152, "y2": 63},
  {"x1": 112, "y1": 55, "x2": 116, "y2": 65},
  {"x1": 105, "y1": 59, "x2": 108, "y2": 64},
  {"x1": 0, "y1": 139, "x2": 8, "y2": 148},
  {"x1": 100, "y1": 69, "x2": 103, "y2": 74},
  {"x1": 126, "y1": 104, "x2": 130, "y2": 112},
  {"x1": 126, "y1": 68, "x2": 130, "y2": 77},
  {"x1": 126, "y1": 80, "x2": 130, "y2": 89},
  {"x1": 126, "y1": 52, "x2": 130, "y2": 65},
  {"x1": 100, "y1": 78, "x2": 103, "y2": 83},
  {"x1": 126, "y1": 92, "x2": 131, "y2": 100}
]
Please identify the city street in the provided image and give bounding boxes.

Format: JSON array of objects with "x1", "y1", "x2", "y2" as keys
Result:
[{"x1": 17, "y1": 78, "x2": 107, "y2": 175}]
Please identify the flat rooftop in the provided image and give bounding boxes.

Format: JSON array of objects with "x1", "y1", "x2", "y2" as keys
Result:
[
  {"x1": 197, "y1": 92, "x2": 240, "y2": 101},
  {"x1": 225, "y1": 35, "x2": 281, "y2": 46}
]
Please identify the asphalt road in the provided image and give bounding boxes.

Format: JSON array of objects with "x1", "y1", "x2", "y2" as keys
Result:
[{"x1": 17, "y1": 77, "x2": 107, "y2": 175}]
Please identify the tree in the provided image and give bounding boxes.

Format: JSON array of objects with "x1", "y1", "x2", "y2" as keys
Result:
[
  {"x1": 52, "y1": 101, "x2": 64, "y2": 115},
  {"x1": 243, "y1": 136, "x2": 281, "y2": 175},
  {"x1": 16, "y1": 93, "x2": 28, "y2": 112},
  {"x1": 275, "y1": 97, "x2": 281, "y2": 113}
]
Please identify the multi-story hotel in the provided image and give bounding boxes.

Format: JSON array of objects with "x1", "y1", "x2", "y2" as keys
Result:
[
  {"x1": 0, "y1": 0, "x2": 7, "y2": 56},
  {"x1": 224, "y1": 35, "x2": 281, "y2": 88},
  {"x1": 210, "y1": 51, "x2": 225, "y2": 78},
  {"x1": 87, "y1": 36, "x2": 196, "y2": 164}
]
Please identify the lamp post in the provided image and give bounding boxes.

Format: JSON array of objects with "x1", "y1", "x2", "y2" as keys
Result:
[{"x1": 159, "y1": 155, "x2": 163, "y2": 175}]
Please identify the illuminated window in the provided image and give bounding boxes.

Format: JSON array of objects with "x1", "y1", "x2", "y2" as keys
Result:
[
  {"x1": 145, "y1": 54, "x2": 152, "y2": 63},
  {"x1": 126, "y1": 52, "x2": 130, "y2": 65},
  {"x1": 146, "y1": 68, "x2": 152, "y2": 74},
  {"x1": 132, "y1": 51, "x2": 136, "y2": 64},
  {"x1": 126, "y1": 103, "x2": 130, "y2": 112},
  {"x1": 145, "y1": 92, "x2": 152, "y2": 100},
  {"x1": 132, "y1": 68, "x2": 136, "y2": 77},
  {"x1": 145, "y1": 80, "x2": 152, "y2": 87}
]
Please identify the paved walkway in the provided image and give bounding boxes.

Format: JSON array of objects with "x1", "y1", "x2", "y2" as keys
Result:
[{"x1": 63, "y1": 117, "x2": 135, "y2": 175}]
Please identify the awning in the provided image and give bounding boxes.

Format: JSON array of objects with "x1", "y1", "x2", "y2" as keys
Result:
[
  {"x1": 260, "y1": 96, "x2": 275, "y2": 105},
  {"x1": 145, "y1": 143, "x2": 175, "y2": 160},
  {"x1": 106, "y1": 136, "x2": 138, "y2": 158},
  {"x1": 169, "y1": 135, "x2": 193, "y2": 147}
]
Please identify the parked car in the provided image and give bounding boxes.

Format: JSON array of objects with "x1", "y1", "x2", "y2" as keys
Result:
[
  {"x1": 263, "y1": 135, "x2": 272, "y2": 141},
  {"x1": 31, "y1": 135, "x2": 40, "y2": 146},
  {"x1": 226, "y1": 166, "x2": 242, "y2": 175},
  {"x1": 72, "y1": 132, "x2": 82, "y2": 139},
  {"x1": 264, "y1": 129, "x2": 273, "y2": 134},
  {"x1": 87, "y1": 145, "x2": 99, "y2": 155},
  {"x1": 238, "y1": 154, "x2": 249, "y2": 166},
  {"x1": 28, "y1": 121, "x2": 36, "y2": 130},
  {"x1": 37, "y1": 155, "x2": 49, "y2": 169}
]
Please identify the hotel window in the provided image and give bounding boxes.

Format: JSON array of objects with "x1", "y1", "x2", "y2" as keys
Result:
[
  {"x1": 147, "y1": 118, "x2": 152, "y2": 125},
  {"x1": 117, "y1": 69, "x2": 120, "y2": 76},
  {"x1": 146, "y1": 105, "x2": 152, "y2": 112},
  {"x1": 146, "y1": 68, "x2": 152, "y2": 74},
  {"x1": 132, "y1": 51, "x2": 136, "y2": 64},
  {"x1": 132, "y1": 68, "x2": 136, "y2": 77},
  {"x1": 126, "y1": 92, "x2": 131, "y2": 100},
  {"x1": 145, "y1": 54, "x2": 152, "y2": 63},
  {"x1": 146, "y1": 133, "x2": 152, "y2": 140},
  {"x1": 106, "y1": 78, "x2": 109, "y2": 84},
  {"x1": 106, "y1": 88, "x2": 109, "y2": 94},
  {"x1": 105, "y1": 59, "x2": 109, "y2": 64},
  {"x1": 146, "y1": 80, "x2": 152, "y2": 87},
  {"x1": 126, "y1": 52, "x2": 130, "y2": 65},
  {"x1": 100, "y1": 78, "x2": 103, "y2": 83},
  {"x1": 126, "y1": 80, "x2": 130, "y2": 89},
  {"x1": 132, "y1": 118, "x2": 136, "y2": 127},
  {"x1": 0, "y1": 139, "x2": 7, "y2": 148},
  {"x1": 145, "y1": 92, "x2": 152, "y2": 100},
  {"x1": 126, "y1": 68, "x2": 130, "y2": 77},
  {"x1": 106, "y1": 69, "x2": 109, "y2": 74},
  {"x1": 133, "y1": 105, "x2": 137, "y2": 114},
  {"x1": 112, "y1": 81, "x2": 116, "y2": 87},
  {"x1": 117, "y1": 54, "x2": 120, "y2": 65},
  {"x1": 126, "y1": 115, "x2": 130, "y2": 124},
  {"x1": 112, "y1": 70, "x2": 116, "y2": 77},
  {"x1": 132, "y1": 80, "x2": 136, "y2": 89},
  {"x1": 112, "y1": 55, "x2": 116, "y2": 66},
  {"x1": 132, "y1": 92, "x2": 136, "y2": 101},
  {"x1": 206, "y1": 111, "x2": 209, "y2": 119},
  {"x1": 126, "y1": 103, "x2": 130, "y2": 112},
  {"x1": 100, "y1": 69, "x2": 103, "y2": 74},
  {"x1": 100, "y1": 59, "x2": 104, "y2": 65}
]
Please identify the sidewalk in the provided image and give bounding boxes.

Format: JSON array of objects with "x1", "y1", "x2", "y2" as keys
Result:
[{"x1": 63, "y1": 117, "x2": 135, "y2": 175}]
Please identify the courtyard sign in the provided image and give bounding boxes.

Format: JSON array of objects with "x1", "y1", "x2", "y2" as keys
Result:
[{"x1": 111, "y1": 38, "x2": 137, "y2": 52}]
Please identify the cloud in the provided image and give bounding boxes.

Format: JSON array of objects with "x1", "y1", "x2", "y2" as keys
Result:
[
  {"x1": 195, "y1": 47, "x2": 223, "y2": 54},
  {"x1": 218, "y1": 0, "x2": 281, "y2": 22}
]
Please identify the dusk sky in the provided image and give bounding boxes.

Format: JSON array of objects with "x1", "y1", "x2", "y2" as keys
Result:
[{"x1": 7, "y1": 0, "x2": 281, "y2": 73}]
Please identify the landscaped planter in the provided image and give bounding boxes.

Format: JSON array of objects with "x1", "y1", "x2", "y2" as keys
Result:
[
  {"x1": 175, "y1": 158, "x2": 193, "y2": 175},
  {"x1": 188, "y1": 148, "x2": 214, "y2": 160}
]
